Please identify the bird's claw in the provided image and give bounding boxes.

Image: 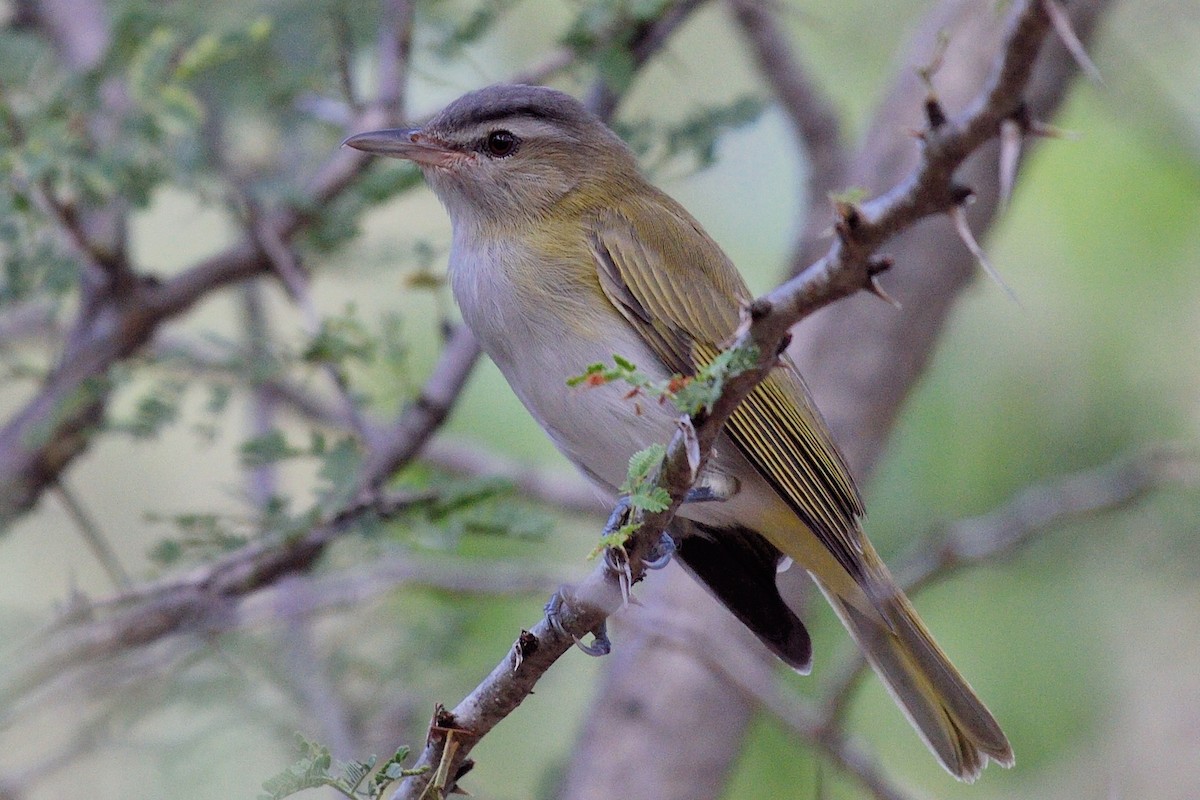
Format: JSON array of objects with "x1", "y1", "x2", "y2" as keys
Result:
[
  {"x1": 644, "y1": 531, "x2": 676, "y2": 570},
  {"x1": 545, "y1": 590, "x2": 611, "y2": 657},
  {"x1": 683, "y1": 485, "x2": 730, "y2": 504},
  {"x1": 602, "y1": 496, "x2": 632, "y2": 536}
]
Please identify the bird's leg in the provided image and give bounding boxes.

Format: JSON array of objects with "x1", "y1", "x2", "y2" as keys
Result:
[
  {"x1": 642, "y1": 476, "x2": 737, "y2": 570},
  {"x1": 643, "y1": 532, "x2": 676, "y2": 570},
  {"x1": 545, "y1": 591, "x2": 611, "y2": 656},
  {"x1": 596, "y1": 497, "x2": 638, "y2": 602},
  {"x1": 553, "y1": 475, "x2": 737, "y2": 656}
]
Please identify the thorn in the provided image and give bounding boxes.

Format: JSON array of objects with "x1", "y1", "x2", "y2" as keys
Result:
[
  {"x1": 512, "y1": 629, "x2": 538, "y2": 673},
  {"x1": 679, "y1": 416, "x2": 701, "y2": 481},
  {"x1": 834, "y1": 201, "x2": 862, "y2": 232},
  {"x1": 866, "y1": 275, "x2": 902, "y2": 309},
  {"x1": 775, "y1": 331, "x2": 792, "y2": 356},
  {"x1": 604, "y1": 546, "x2": 634, "y2": 606},
  {"x1": 917, "y1": 29, "x2": 951, "y2": 87},
  {"x1": 949, "y1": 206, "x2": 1021, "y2": 307},
  {"x1": 866, "y1": 254, "x2": 894, "y2": 277},
  {"x1": 999, "y1": 118, "x2": 1022, "y2": 210},
  {"x1": 949, "y1": 183, "x2": 974, "y2": 205},
  {"x1": 924, "y1": 95, "x2": 948, "y2": 130},
  {"x1": 1042, "y1": 0, "x2": 1104, "y2": 85},
  {"x1": 1029, "y1": 119, "x2": 1081, "y2": 140}
]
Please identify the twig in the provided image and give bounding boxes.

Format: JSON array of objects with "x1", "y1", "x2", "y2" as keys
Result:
[
  {"x1": 0, "y1": 0, "x2": 420, "y2": 527},
  {"x1": 419, "y1": 438, "x2": 601, "y2": 517},
  {"x1": 376, "y1": 0, "x2": 414, "y2": 117},
  {"x1": 275, "y1": 581, "x2": 360, "y2": 759},
  {"x1": 236, "y1": 556, "x2": 563, "y2": 629},
  {"x1": 242, "y1": 198, "x2": 372, "y2": 442},
  {"x1": 0, "y1": 330, "x2": 478, "y2": 707},
  {"x1": 51, "y1": 479, "x2": 131, "y2": 590},
  {"x1": 820, "y1": 446, "x2": 1195, "y2": 724},
  {"x1": 392, "y1": 2, "x2": 1067, "y2": 795},
  {"x1": 584, "y1": 0, "x2": 712, "y2": 120}
]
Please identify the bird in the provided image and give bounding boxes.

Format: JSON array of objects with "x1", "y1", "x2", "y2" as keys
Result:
[{"x1": 344, "y1": 83, "x2": 1013, "y2": 781}]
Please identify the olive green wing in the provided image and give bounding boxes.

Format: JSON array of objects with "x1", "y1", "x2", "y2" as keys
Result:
[{"x1": 587, "y1": 201, "x2": 867, "y2": 580}]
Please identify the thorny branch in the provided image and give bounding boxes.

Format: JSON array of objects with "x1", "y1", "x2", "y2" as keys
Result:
[
  {"x1": 0, "y1": 1, "x2": 1127, "y2": 798},
  {"x1": 391, "y1": 1, "x2": 1079, "y2": 797}
]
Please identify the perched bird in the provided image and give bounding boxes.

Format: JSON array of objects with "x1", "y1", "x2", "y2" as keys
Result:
[{"x1": 345, "y1": 84, "x2": 1013, "y2": 781}]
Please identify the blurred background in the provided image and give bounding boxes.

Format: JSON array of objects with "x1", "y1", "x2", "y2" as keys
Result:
[{"x1": 1, "y1": 0, "x2": 1198, "y2": 798}]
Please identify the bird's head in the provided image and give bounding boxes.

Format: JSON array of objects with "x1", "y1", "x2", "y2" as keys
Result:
[{"x1": 344, "y1": 84, "x2": 639, "y2": 226}]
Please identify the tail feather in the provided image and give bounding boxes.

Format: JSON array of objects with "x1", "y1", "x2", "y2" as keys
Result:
[{"x1": 818, "y1": 574, "x2": 1014, "y2": 782}]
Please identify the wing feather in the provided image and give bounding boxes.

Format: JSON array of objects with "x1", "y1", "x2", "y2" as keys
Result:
[{"x1": 587, "y1": 202, "x2": 866, "y2": 579}]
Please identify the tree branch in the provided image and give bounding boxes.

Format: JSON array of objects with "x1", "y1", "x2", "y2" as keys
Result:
[
  {"x1": 0, "y1": 0, "x2": 419, "y2": 528},
  {"x1": 0, "y1": 325, "x2": 479, "y2": 708},
  {"x1": 394, "y1": 3, "x2": 1087, "y2": 797}
]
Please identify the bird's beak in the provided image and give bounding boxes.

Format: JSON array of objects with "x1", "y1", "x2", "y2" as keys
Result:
[{"x1": 341, "y1": 128, "x2": 462, "y2": 167}]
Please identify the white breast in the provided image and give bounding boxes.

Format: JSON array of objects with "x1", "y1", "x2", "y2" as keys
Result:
[
  {"x1": 450, "y1": 232, "x2": 678, "y2": 493},
  {"x1": 448, "y1": 229, "x2": 793, "y2": 536}
]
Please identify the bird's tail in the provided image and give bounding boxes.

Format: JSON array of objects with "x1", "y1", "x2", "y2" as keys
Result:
[{"x1": 816, "y1": 555, "x2": 1014, "y2": 782}]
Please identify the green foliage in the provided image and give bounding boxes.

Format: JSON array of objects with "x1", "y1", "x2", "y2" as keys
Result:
[
  {"x1": 568, "y1": 344, "x2": 759, "y2": 417},
  {"x1": 259, "y1": 735, "x2": 423, "y2": 800},
  {"x1": 563, "y1": 0, "x2": 676, "y2": 93},
  {"x1": 240, "y1": 430, "x2": 307, "y2": 467},
  {"x1": 590, "y1": 443, "x2": 669, "y2": 557},
  {"x1": 303, "y1": 306, "x2": 377, "y2": 367},
  {"x1": 301, "y1": 165, "x2": 423, "y2": 253},
  {"x1": 401, "y1": 476, "x2": 554, "y2": 547},
  {"x1": 616, "y1": 96, "x2": 767, "y2": 171},
  {"x1": 146, "y1": 512, "x2": 248, "y2": 566},
  {"x1": 671, "y1": 344, "x2": 761, "y2": 415},
  {"x1": 423, "y1": 0, "x2": 522, "y2": 59},
  {"x1": 571, "y1": 345, "x2": 760, "y2": 558}
]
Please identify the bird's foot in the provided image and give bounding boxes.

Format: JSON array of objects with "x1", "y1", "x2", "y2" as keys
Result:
[
  {"x1": 643, "y1": 531, "x2": 676, "y2": 570},
  {"x1": 545, "y1": 590, "x2": 611, "y2": 657}
]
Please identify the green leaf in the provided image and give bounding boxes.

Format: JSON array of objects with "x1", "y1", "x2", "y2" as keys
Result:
[
  {"x1": 621, "y1": 443, "x2": 666, "y2": 494},
  {"x1": 316, "y1": 436, "x2": 362, "y2": 505},
  {"x1": 630, "y1": 484, "x2": 670, "y2": 513},
  {"x1": 565, "y1": 362, "x2": 607, "y2": 387},
  {"x1": 240, "y1": 430, "x2": 304, "y2": 467},
  {"x1": 303, "y1": 309, "x2": 376, "y2": 366}
]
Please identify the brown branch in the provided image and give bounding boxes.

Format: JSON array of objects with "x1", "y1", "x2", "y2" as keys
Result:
[
  {"x1": 0, "y1": 0, "x2": 420, "y2": 527},
  {"x1": 566, "y1": 0, "x2": 1113, "y2": 796},
  {"x1": 790, "y1": 0, "x2": 1111, "y2": 477},
  {"x1": 393, "y1": 3, "x2": 1077, "y2": 796},
  {"x1": 0, "y1": 325, "x2": 479, "y2": 707}
]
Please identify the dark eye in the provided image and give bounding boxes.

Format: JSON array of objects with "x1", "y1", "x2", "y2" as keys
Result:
[{"x1": 482, "y1": 129, "x2": 519, "y2": 158}]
